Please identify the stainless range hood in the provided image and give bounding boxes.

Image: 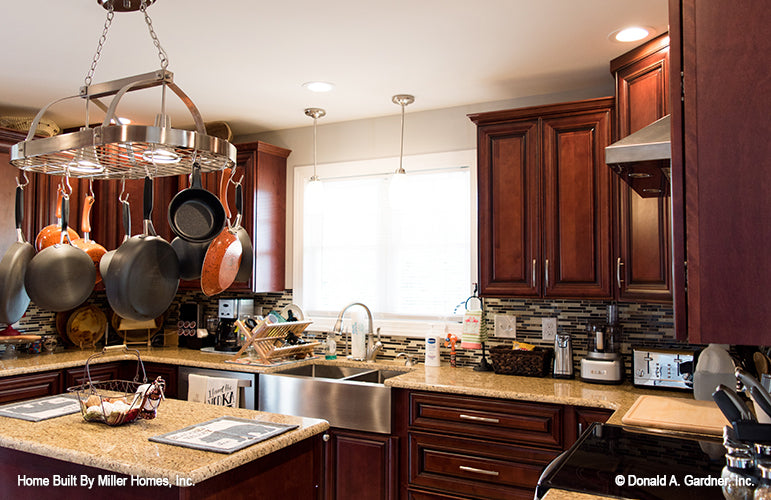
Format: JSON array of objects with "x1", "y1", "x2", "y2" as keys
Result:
[{"x1": 605, "y1": 114, "x2": 671, "y2": 197}]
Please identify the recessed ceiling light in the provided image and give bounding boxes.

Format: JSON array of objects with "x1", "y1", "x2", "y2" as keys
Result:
[
  {"x1": 611, "y1": 26, "x2": 651, "y2": 42},
  {"x1": 302, "y1": 81, "x2": 335, "y2": 93}
]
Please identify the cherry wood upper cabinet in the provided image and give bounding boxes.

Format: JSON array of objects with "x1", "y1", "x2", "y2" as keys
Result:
[
  {"x1": 470, "y1": 98, "x2": 614, "y2": 299},
  {"x1": 669, "y1": 0, "x2": 771, "y2": 344},
  {"x1": 177, "y1": 141, "x2": 289, "y2": 294},
  {"x1": 610, "y1": 33, "x2": 673, "y2": 302}
]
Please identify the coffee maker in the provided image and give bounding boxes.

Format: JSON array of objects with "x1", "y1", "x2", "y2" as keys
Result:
[
  {"x1": 214, "y1": 299, "x2": 239, "y2": 352},
  {"x1": 580, "y1": 305, "x2": 623, "y2": 384}
]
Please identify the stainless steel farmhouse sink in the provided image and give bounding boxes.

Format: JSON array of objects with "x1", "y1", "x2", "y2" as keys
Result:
[{"x1": 258, "y1": 363, "x2": 409, "y2": 433}]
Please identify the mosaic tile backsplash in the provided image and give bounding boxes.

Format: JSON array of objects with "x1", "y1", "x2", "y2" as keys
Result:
[{"x1": 12, "y1": 287, "x2": 698, "y2": 379}]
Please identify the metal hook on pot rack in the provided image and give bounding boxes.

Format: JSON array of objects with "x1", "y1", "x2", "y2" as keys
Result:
[
  {"x1": 16, "y1": 171, "x2": 29, "y2": 189},
  {"x1": 62, "y1": 168, "x2": 73, "y2": 199},
  {"x1": 119, "y1": 178, "x2": 129, "y2": 203}
]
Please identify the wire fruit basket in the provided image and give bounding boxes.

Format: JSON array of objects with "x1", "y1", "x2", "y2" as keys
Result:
[{"x1": 67, "y1": 346, "x2": 165, "y2": 426}]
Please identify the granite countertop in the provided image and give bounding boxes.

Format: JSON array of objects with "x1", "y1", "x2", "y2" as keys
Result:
[
  {"x1": 0, "y1": 397, "x2": 328, "y2": 485},
  {"x1": 0, "y1": 346, "x2": 694, "y2": 426},
  {"x1": 383, "y1": 364, "x2": 693, "y2": 426}
]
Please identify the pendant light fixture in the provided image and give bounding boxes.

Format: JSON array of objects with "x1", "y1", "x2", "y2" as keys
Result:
[
  {"x1": 389, "y1": 94, "x2": 414, "y2": 208},
  {"x1": 10, "y1": 0, "x2": 235, "y2": 179},
  {"x1": 304, "y1": 107, "x2": 326, "y2": 208}
]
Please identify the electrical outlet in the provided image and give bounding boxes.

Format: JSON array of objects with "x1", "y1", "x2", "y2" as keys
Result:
[
  {"x1": 541, "y1": 317, "x2": 557, "y2": 341},
  {"x1": 494, "y1": 314, "x2": 516, "y2": 338}
]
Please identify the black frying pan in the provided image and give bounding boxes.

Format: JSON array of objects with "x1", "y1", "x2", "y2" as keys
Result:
[
  {"x1": 0, "y1": 185, "x2": 34, "y2": 323},
  {"x1": 167, "y1": 162, "x2": 225, "y2": 243},
  {"x1": 171, "y1": 238, "x2": 209, "y2": 280},
  {"x1": 105, "y1": 177, "x2": 180, "y2": 321},
  {"x1": 24, "y1": 197, "x2": 96, "y2": 312}
]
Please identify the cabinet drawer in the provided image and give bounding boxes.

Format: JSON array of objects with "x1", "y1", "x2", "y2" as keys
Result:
[
  {"x1": 409, "y1": 431, "x2": 558, "y2": 499},
  {"x1": 409, "y1": 392, "x2": 563, "y2": 448},
  {"x1": 0, "y1": 371, "x2": 62, "y2": 404}
]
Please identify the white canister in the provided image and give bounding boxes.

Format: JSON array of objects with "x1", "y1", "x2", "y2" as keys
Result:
[{"x1": 425, "y1": 336, "x2": 441, "y2": 367}]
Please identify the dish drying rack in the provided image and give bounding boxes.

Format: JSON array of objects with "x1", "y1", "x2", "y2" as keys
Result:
[{"x1": 232, "y1": 319, "x2": 320, "y2": 364}]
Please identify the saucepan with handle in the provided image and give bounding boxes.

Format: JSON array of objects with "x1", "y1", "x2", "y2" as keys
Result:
[
  {"x1": 24, "y1": 195, "x2": 96, "y2": 312},
  {"x1": 105, "y1": 177, "x2": 180, "y2": 321}
]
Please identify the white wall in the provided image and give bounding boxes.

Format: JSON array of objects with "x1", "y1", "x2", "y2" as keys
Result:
[{"x1": 235, "y1": 84, "x2": 614, "y2": 288}]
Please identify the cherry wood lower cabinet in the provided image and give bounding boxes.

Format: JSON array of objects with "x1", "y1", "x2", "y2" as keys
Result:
[
  {"x1": 394, "y1": 390, "x2": 564, "y2": 500},
  {"x1": 0, "y1": 370, "x2": 63, "y2": 404},
  {"x1": 394, "y1": 390, "x2": 614, "y2": 500},
  {"x1": 324, "y1": 427, "x2": 398, "y2": 500}
]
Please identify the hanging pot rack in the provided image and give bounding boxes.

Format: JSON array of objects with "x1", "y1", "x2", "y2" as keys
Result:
[{"x1": 9, "y1": 0, "x2": 236, "y2": 179}]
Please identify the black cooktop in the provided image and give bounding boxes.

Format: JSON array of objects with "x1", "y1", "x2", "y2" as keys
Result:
[{"x1": 539, "y1": 423, "x2": 727, "y2": 500}]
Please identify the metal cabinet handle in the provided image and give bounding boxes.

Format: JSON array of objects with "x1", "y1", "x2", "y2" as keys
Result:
[
  {"x1": 459, "y1": 414, "x2": 500, "y2": 424},
  {"x1": 578, "y1": 423, "x2": 583, "y2": 436},
  {"x1": 532, "y1": 259, "x2": 537, "y2": 288},
  {"x1": 545, "y1": 259, "x2": 550, "y2": 288},
  {"x1": 459, "y1": 465, "x2": 500, "y2": 477},
  {"x1": 616, "y1": 257, "x2": 624, "y2": 289},
  {"x1": 322, "y1": 433, "x2": 330, "y2": 442}
]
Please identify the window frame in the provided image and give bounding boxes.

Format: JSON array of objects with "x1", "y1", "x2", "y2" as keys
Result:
[{"x1": 292, "y1": 149, "x2": 477, "y2": 337}]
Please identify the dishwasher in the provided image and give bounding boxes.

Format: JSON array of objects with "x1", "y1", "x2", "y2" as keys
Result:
[{"x1": 177, "y1": 366, "x2": 258, "y2": 410}]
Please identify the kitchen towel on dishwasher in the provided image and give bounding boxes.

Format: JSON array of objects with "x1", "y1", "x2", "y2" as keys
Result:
[{"x1": 188, "y1": 374, "x2": 240, "y2": 408}]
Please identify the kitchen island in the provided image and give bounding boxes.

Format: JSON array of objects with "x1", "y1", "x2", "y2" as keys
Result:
[{"x1": 0, "y1": 396, "x2": 328, "y2": 499}]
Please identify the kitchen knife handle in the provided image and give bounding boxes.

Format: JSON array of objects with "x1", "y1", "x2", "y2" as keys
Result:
[
  {"x1": 459, "y1": 414, "x2": 499, "y2": 424},
  {"x1": 532, "y1": 259, "x2": 537, "y2": 288},
  {"x1": 459, "y1": 465, "x2": 499, "y2": 477},
  {"x1": 617, "y1": 258, "x2": 624, "y2": 289}
]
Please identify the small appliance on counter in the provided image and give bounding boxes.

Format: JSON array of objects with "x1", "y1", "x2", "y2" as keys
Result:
[
  {"x1": 553, "y1": 331, "x2": 573, "y2": 378},
  {"x1": 580, "y1": 305, "x2": 623, "y2": 384},
  {"x1": 214, "y1": 299, "x2": 239, "y2": 352},
  {"x1": 632, "y1": 347, "x2": 695, "y2": 390}
]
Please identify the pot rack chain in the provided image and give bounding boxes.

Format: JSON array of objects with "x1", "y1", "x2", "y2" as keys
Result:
[
  {"x1": 83, "y1": 0, "x2": 169, "y2": 89},
  {"x1": 84, "y1": 3, "x2": 115, "y2": 87},
  {"x1": 139, "y1": 0, "x2": 169, "y2": 70}
]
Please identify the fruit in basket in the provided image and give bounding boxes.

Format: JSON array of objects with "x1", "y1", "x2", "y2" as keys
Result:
[{"x1": 86, "y1": 394, "x2": 101, "y2": 408}]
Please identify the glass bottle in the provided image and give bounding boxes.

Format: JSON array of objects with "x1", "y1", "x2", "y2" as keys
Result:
[
  {"x1": 755, "y1": 460, "x2": 771, "y2": 500},
  {"x1": 722, "y1": 451, "x2": 757, "y2": 500}
]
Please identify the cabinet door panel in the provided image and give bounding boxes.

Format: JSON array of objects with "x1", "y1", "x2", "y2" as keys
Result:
[
  {"x1": 325, "y1": 428, "x2": 397, "y2": 500},
  {"x1": 542, "y1": 111, "x2": 612, "y2": 298},
  {"x1": 477, "y1": 121, "x2": 540, "y2": 297},
  {"x1": 614, "y1": 39, "x2": 673, "y2": 301}
]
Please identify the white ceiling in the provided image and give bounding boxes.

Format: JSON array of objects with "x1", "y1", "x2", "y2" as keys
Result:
[{"x1": 0, "y1": 0, "x2": 668, "y2": 136}]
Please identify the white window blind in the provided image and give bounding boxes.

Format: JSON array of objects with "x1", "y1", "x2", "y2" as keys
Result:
[{"x1": 294, "y1": 150, "x2": 476, "y2": 325}]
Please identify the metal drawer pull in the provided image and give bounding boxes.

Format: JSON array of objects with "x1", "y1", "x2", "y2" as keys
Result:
[
  {"x1": 459, "y1": 414, "x2": 500, "y2": 424},
  {"x1": 459, "y1": 465, "x2": 500, "y2": 477},
  {"x1": 532, "y1": 259, "x2": 537, "y2": 288}
]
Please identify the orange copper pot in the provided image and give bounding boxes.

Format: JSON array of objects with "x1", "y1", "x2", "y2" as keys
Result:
[{"x1": 72, "y1": 195, "x2": 107, "y2": 285}]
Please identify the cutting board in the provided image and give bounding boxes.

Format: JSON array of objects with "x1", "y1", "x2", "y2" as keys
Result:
[{"x1": 622, "y1": 395, "x2": 729, "y2": 436}]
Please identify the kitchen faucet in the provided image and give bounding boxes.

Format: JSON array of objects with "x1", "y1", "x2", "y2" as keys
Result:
[{"x1": 331, "y1": 302, "x2": 383, "y2": 361}]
